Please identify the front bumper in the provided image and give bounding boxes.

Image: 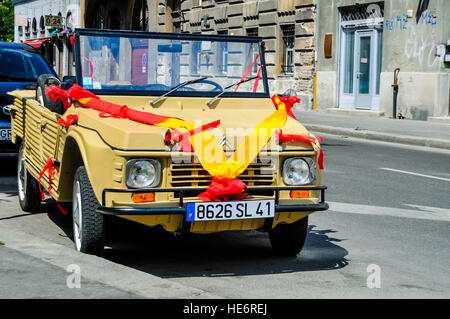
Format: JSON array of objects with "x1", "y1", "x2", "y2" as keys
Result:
[{"x1": 97, "y1": 186, "x2": 328, "y2": 218}]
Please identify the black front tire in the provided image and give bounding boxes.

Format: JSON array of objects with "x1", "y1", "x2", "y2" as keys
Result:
[
  {"x1": 36, "y1": 74, "x2": 64, "y2": 114},
  {"x1": 72, "y1": 166, "x2": 105, "y2": 256},
  {"x1": 269, "y1": 216, "x2": 309, "y2": 257},
  {"x1": 17, "y1": 144, "x2": 41, "y2": 212}
]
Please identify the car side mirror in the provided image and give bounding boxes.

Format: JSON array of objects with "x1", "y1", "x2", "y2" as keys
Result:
[{"x1": 282, "y1": 88, "x2": 297, "y2": 97}]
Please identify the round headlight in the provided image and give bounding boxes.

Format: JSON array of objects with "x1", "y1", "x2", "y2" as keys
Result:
[
  {"x1": 126, "y1": 159, "x2": 161, "y2": 188},
  {"x1": 282, "y1": 157, "x2": 314, "y2": 185}
]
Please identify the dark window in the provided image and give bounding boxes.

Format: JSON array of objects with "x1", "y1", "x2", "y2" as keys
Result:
[
  {"x1": 32, "y1": 18, "x2": 37, "y2": 34},
  {"x1": 0, "y1": 48, "x2": 53, "y2": 81},
  {"x1": 281, "y1": 24, "x2": 294, "y2": 75},
  {"x1": 39, "y1": 16, "x2": 45, "y2": 33}
]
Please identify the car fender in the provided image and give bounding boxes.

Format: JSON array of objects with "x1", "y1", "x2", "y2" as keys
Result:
[{"x1": 56, "y1": 126, "x2": 119, "y2": 203}]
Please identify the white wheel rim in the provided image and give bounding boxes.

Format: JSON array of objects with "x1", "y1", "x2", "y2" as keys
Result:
[
  {"x1": 17, "y1": 154, "x2": 26, "y2": 201},
  {"x1": 37, "y1": 87, "x2": 44, "y2": 105},
  {"x1": 73, "y1": 181, "x2": 82, "y2": 251}
]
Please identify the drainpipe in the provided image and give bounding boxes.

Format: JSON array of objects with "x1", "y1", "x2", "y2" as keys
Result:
[
  {"x1": 392, "y1": 68, "x2": 400, "y2": 119},
  {"x1": 313, "y1": 0, "x2": 320, "y2": 110}
]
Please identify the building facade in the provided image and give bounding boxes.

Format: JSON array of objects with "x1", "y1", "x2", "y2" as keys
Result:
[
  {"x1": 12, "y1": 0, "x2": 318, "y2": 110},
  {"x1": 157, "y1": 0, "x2": 318, "y2": 109},
  {"x1": 12, "y1": 0, "x2": 84, "y2": 78},
  {"x1": 316, "y1": 0, "x2": 450, "y2": 120}
]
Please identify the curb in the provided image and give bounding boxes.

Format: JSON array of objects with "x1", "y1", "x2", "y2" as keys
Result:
[{"x1": 304, "y1": 124, "x2": 450, "y2": 150}]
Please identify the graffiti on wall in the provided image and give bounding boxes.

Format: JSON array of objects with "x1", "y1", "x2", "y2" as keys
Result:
[
  {"x1": 404, "y1": 23, "x2": 440, "y2": 68},
  {"x1": 385, "y1": 15, "x2": 409, "y2": 31},
  {"x1": 385, "y1": 9, "x2": 437, "y2": 31}
]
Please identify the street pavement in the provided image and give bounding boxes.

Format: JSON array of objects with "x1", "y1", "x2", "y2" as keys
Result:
[
  {"x1": 0, "y1": 120, "x2": 449, "y2": 298},
  {"x1": 294, "y1": 109, "x2": 450, "y2": 150}
]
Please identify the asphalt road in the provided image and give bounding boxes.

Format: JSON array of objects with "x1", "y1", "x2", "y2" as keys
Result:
[{"x1": 0, "y1": 134, "x2": 449, "y2": 298}]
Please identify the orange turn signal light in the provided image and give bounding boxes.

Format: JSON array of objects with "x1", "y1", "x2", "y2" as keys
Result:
[
  {"x1": 290, "y1": 190, "x2": 310, "y2": 199},
  {"x1": 132, "y1": 192, "x2": 155, "y2": 203}
]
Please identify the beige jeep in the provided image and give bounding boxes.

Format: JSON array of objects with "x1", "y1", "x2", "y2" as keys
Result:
[{"x1": 9, "y1": 29, "x2": 328, "y2": 256}]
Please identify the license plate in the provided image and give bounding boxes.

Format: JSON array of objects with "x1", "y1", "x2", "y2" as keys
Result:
[
  {"x1": 0, "y1": 129, "x2": 11, "y2": 141},
  {"x1": 186, "y1": 199, "x2": 275, "y2": 222}
]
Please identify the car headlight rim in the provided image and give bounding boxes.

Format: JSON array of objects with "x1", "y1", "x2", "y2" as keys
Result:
[
  {"x1": 125, "y1": 159, "x2": 161, "y2": 188},
  {"x1": 282, "y1": 157, "x2": 315, "y2": 186}
]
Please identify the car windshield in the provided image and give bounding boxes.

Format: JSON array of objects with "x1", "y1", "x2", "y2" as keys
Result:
[
  {"x1": 0, "y1": 47, "x2": 53, "y2": 82},
  {"x1": 76, "y1": 31, "x2": 267, "y2": 97}
]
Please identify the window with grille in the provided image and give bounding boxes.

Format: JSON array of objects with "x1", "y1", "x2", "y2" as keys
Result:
[
  {"x1": 246, "y1": 28, "x2": 259, "y2": 75},
  {"x1": 281, "y1": 24, "x2": 294, "y2": 75}
]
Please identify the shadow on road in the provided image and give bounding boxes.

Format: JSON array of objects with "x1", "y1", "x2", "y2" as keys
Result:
[
  {"x1": 99, "y1": 218, "x2": 349, "y2": 278},
  {"x1": 40, "y1": 204, "x2": 351, "y2": 278},
  {"x1": 2, "y1": 158, "x2": 349, "y2": 279},
  {"x1": 0, "y1": 158, "x2": 18, "y2": 194}
]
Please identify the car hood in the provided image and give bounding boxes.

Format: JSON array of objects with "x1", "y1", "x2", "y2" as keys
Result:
[
  {"x1": 1, "y1": 82, "x2": 34, "y2": 108},
  {"x1": 1, "y1": 82, "x2": 34, "y2": 123},
  {"x1": 73, "y1": 96, "x2": 316, "y2": 152}
]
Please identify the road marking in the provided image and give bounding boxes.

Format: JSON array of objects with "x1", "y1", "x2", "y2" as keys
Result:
[
  {"x1": 380, "y1": 168, "x2": 450, "y2": 182},
  {"x1": 328, "y1": 201, "x2": 450, "y2": 222}
]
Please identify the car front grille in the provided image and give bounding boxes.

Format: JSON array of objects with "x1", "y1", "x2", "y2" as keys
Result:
[{"x1": 168, "y1": 158, "x2": 277, "y2": 189}]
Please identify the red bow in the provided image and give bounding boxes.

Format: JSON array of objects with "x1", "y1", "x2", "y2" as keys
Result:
[
  {"x1": 272, "y1": 95, "x2": 301, "y2": 120},
  {"x1": 198, "y1": 177, "x2": 248, "y2": 202}
]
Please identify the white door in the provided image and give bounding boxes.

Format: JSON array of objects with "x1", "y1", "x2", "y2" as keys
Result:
[{"x1": 354, "y1": 30, "x2": 375, "y2": 109}]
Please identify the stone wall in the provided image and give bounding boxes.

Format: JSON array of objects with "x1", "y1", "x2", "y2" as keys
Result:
[{"x1": 157, "y1": 0, "x2": 317, "y2": 110}]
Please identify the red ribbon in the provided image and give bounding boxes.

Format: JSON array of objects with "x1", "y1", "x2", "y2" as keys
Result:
[
  {"x1": 276, "y1": 130, "x2": 324, "y2": 170},
  {"x1": 57, "y1": 114, "x2": 78, "y2": 127},
  {"x1": 276, "y1": 129, "x2": 324, "y2": 170},
  {"x1": 165, "y1": 120, "x2": 221, "y2": 152},
  {"x1": 235, "y1": 46, "x2": 266, "y2": 93},
  {"x1": 198, "y1": 177, "x2": 248, "y2": 202},
  {"x1": 38, "y1": 157, "x2": 69, "y2": 215},
  {"x1": 45, "y1": 85, "x2": 72, "y2": 110}
]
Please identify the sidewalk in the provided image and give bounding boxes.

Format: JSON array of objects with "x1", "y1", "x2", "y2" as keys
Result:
[{"x1": 293, "y1": 110, "x2": 450, "y2": 150}]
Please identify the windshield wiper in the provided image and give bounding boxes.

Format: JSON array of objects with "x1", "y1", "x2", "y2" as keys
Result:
[
  {"x1": 150, "y1": 76, "x2": 210, "y2": 105},
  {"x1": 206, "y1": 76, "x2": 259, "y2": 106}
]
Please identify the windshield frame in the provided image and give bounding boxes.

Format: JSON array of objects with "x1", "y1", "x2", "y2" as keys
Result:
[{"x1": 73, "y1": 28, "x2": 270, "y2": 98}]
